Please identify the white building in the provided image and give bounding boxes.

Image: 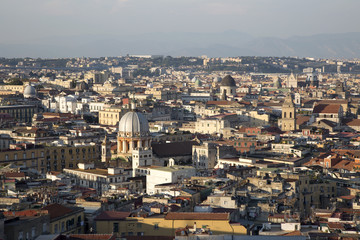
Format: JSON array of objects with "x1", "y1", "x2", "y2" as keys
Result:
[
  {"x1": 181, "y1": 92, "x2": 213, "y2": 104},
  {"x1": 89, "y1": 102, "x2": 106, "y2": 112},
  {"x1": 192, "y1": 142, "x2": 217, "y2": 169},
  {"x1": 144, "y1": 162, "x2": 196, "y2": 195},
  {"x1": 132, "y1": 148, "x2": 153, "y2": 177},
  {"x1": 286, "y1": 73, "x2": 297, "y2": 88},
  {"x1": 63, "y1": 163, "x2": 132, "y2": 194}
]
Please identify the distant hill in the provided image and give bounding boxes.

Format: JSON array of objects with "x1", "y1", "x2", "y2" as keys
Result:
[{"x1": 1, "y1": 31, "x2": 360, "y2": 58}]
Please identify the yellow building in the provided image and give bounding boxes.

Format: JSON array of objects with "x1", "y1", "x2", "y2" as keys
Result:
[
  {"x1": 144, "y1": 89, "x2": 177, "y2": 101},
  {"x1": 99, "y1": 106, "x2": 128, "y2": 126},
  {"x1": 51, "y1": 79, "x2": 74, "y2": 89},
  {"x1": 279, "y1": 94, "x2": 296, "y2": 131},
  {"x1": 42, "y1": 203, "x2": 85, "y2": 234},
  {"x1": 0, "y1": 144, "x2": 100, "y2": 174},
  {"x1": 95, "y1": 212, "x2": 247, "y2": 237},
  {"x1": 0, "y1": 84, "x2": 25, "y2": 93}
]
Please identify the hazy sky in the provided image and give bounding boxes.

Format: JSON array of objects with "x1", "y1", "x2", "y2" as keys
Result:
[{"x1": 1, "y1": 0, "x2": 360, "y2": 44}]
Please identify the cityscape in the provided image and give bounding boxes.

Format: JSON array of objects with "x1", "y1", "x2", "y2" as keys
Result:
[{"x1": 2, "y1": 1, "x2": 360, "y2": 240}]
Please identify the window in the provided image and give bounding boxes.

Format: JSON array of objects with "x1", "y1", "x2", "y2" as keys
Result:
[
  {"x1": 154, "y1": 223, "x2": 159, "y2": 230},
  {"x1": 113, "y1": 223, "x2": 119, "y2": 232},
  {"x1": 77, "y1": 216, "x2": 82, "y2": 226},
  {"x1": 18, "y1": 232, "x2": 23, "y2": 240},
  {"x1": 32, "y1": 227, "x2": 36, "y2": 238},
  {"x1": 137, "y1": 223, "x2": 142, "y2": 228}
]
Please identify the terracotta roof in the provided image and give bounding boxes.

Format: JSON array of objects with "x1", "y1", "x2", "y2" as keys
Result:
[
  {"x1": 94, "y1": 211, "x2": 131, "y2": 221},
  {"x1": 165, "y1": 212, "x2": 229, "y2": 220},
  {"x1": 42, "y1": 203, "x2": 74, "y2": 220},
  {"x1": 3, "y1": 209, "x2": 44, "y2": 217},
  {"x1": 327, "y1": 222, "x2": 345, "y2": 230},
  {"x1": 332, "y1": 160, "x2": 355, "y2": 171},
  {"x1": 339, "y1": 195, "x2": 356, "y2": 200},
  {"x1": 344, "y1": 119, "x2": 360, "y2": 127},
  {"x1": 296, "y1": 116, "x2": 310, "y2": 126},
  {"x1": 4, "y1": 172, "x2": 25, "y2": 178},
  {"x1": 313, "y1": 104, "x2": 341, "y2": 114}
]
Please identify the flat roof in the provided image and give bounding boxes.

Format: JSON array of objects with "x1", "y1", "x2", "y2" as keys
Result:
[{"x1": 64, "y1": 168, "x2": 121, "y2": 176}]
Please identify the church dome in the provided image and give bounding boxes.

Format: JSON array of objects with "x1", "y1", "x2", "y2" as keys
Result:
[
  {"x1": 220, "y1": 75, "x2": 236, "y2": 87},
  {"x1": 24, "y1": 84, "x2": 36, "y2": 98},
  {"x1": 118, "y1": 111, "x2": 149, "y2": 137}
]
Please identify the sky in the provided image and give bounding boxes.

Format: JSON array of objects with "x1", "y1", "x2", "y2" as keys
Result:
[
  {"x1": 1, "y1": 0, "x2": 360, "y2": 58},
  {"x1": 1, "y1": 0, "x2": 360, "y2": 44}
]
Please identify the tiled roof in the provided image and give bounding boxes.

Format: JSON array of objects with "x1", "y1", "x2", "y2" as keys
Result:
[
  {"x1": 3, "y1": 209, "x2": 43, "y2": 217},
  {"x1": 327, "y1": 222, "x2": 345, "y2": 230},
  {"x1": 332, "y1": 160, "x2": 355, "y2": 171},
  {"x1": 4, "y1": 172, "x2": 25, "y2": 178},
  {"x1": 94, "y1": 211, "x2": 131, "y2": 221},
  {"x1": 344, "y1": 119, "x2": 360, "y2": 127},
  {"x1": 339, "y1": 195, "x2": 356, "y2": 200},
  {"x1": 313, "y1": 104, "x2": 341, "y2": 114},
  {"x1": 42, "y1": 204, "x2": 74, "y2": 220},
  {"x1": 296, "y1": 116, "x2": 310, "y2": 126},
  {"x1": 165, "y1": 212, "x2": 229, "y2": 220}
]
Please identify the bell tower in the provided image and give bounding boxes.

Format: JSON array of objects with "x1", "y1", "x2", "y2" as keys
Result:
[
  {"x1": 280, "y1": 94, "x2": 296, "y2": 131},
  {"x1": 101, "y1": 135, "x2": 111, "y2": 163}
]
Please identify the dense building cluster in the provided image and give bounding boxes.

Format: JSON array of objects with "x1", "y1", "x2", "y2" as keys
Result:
[{"x1": 1, "y1": 56, "x2": 360, "y2": 239}]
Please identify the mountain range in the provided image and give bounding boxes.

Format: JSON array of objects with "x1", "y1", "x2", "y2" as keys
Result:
[{"x1": 1, "y1": 31, "x2": 360, "y2": 58}]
